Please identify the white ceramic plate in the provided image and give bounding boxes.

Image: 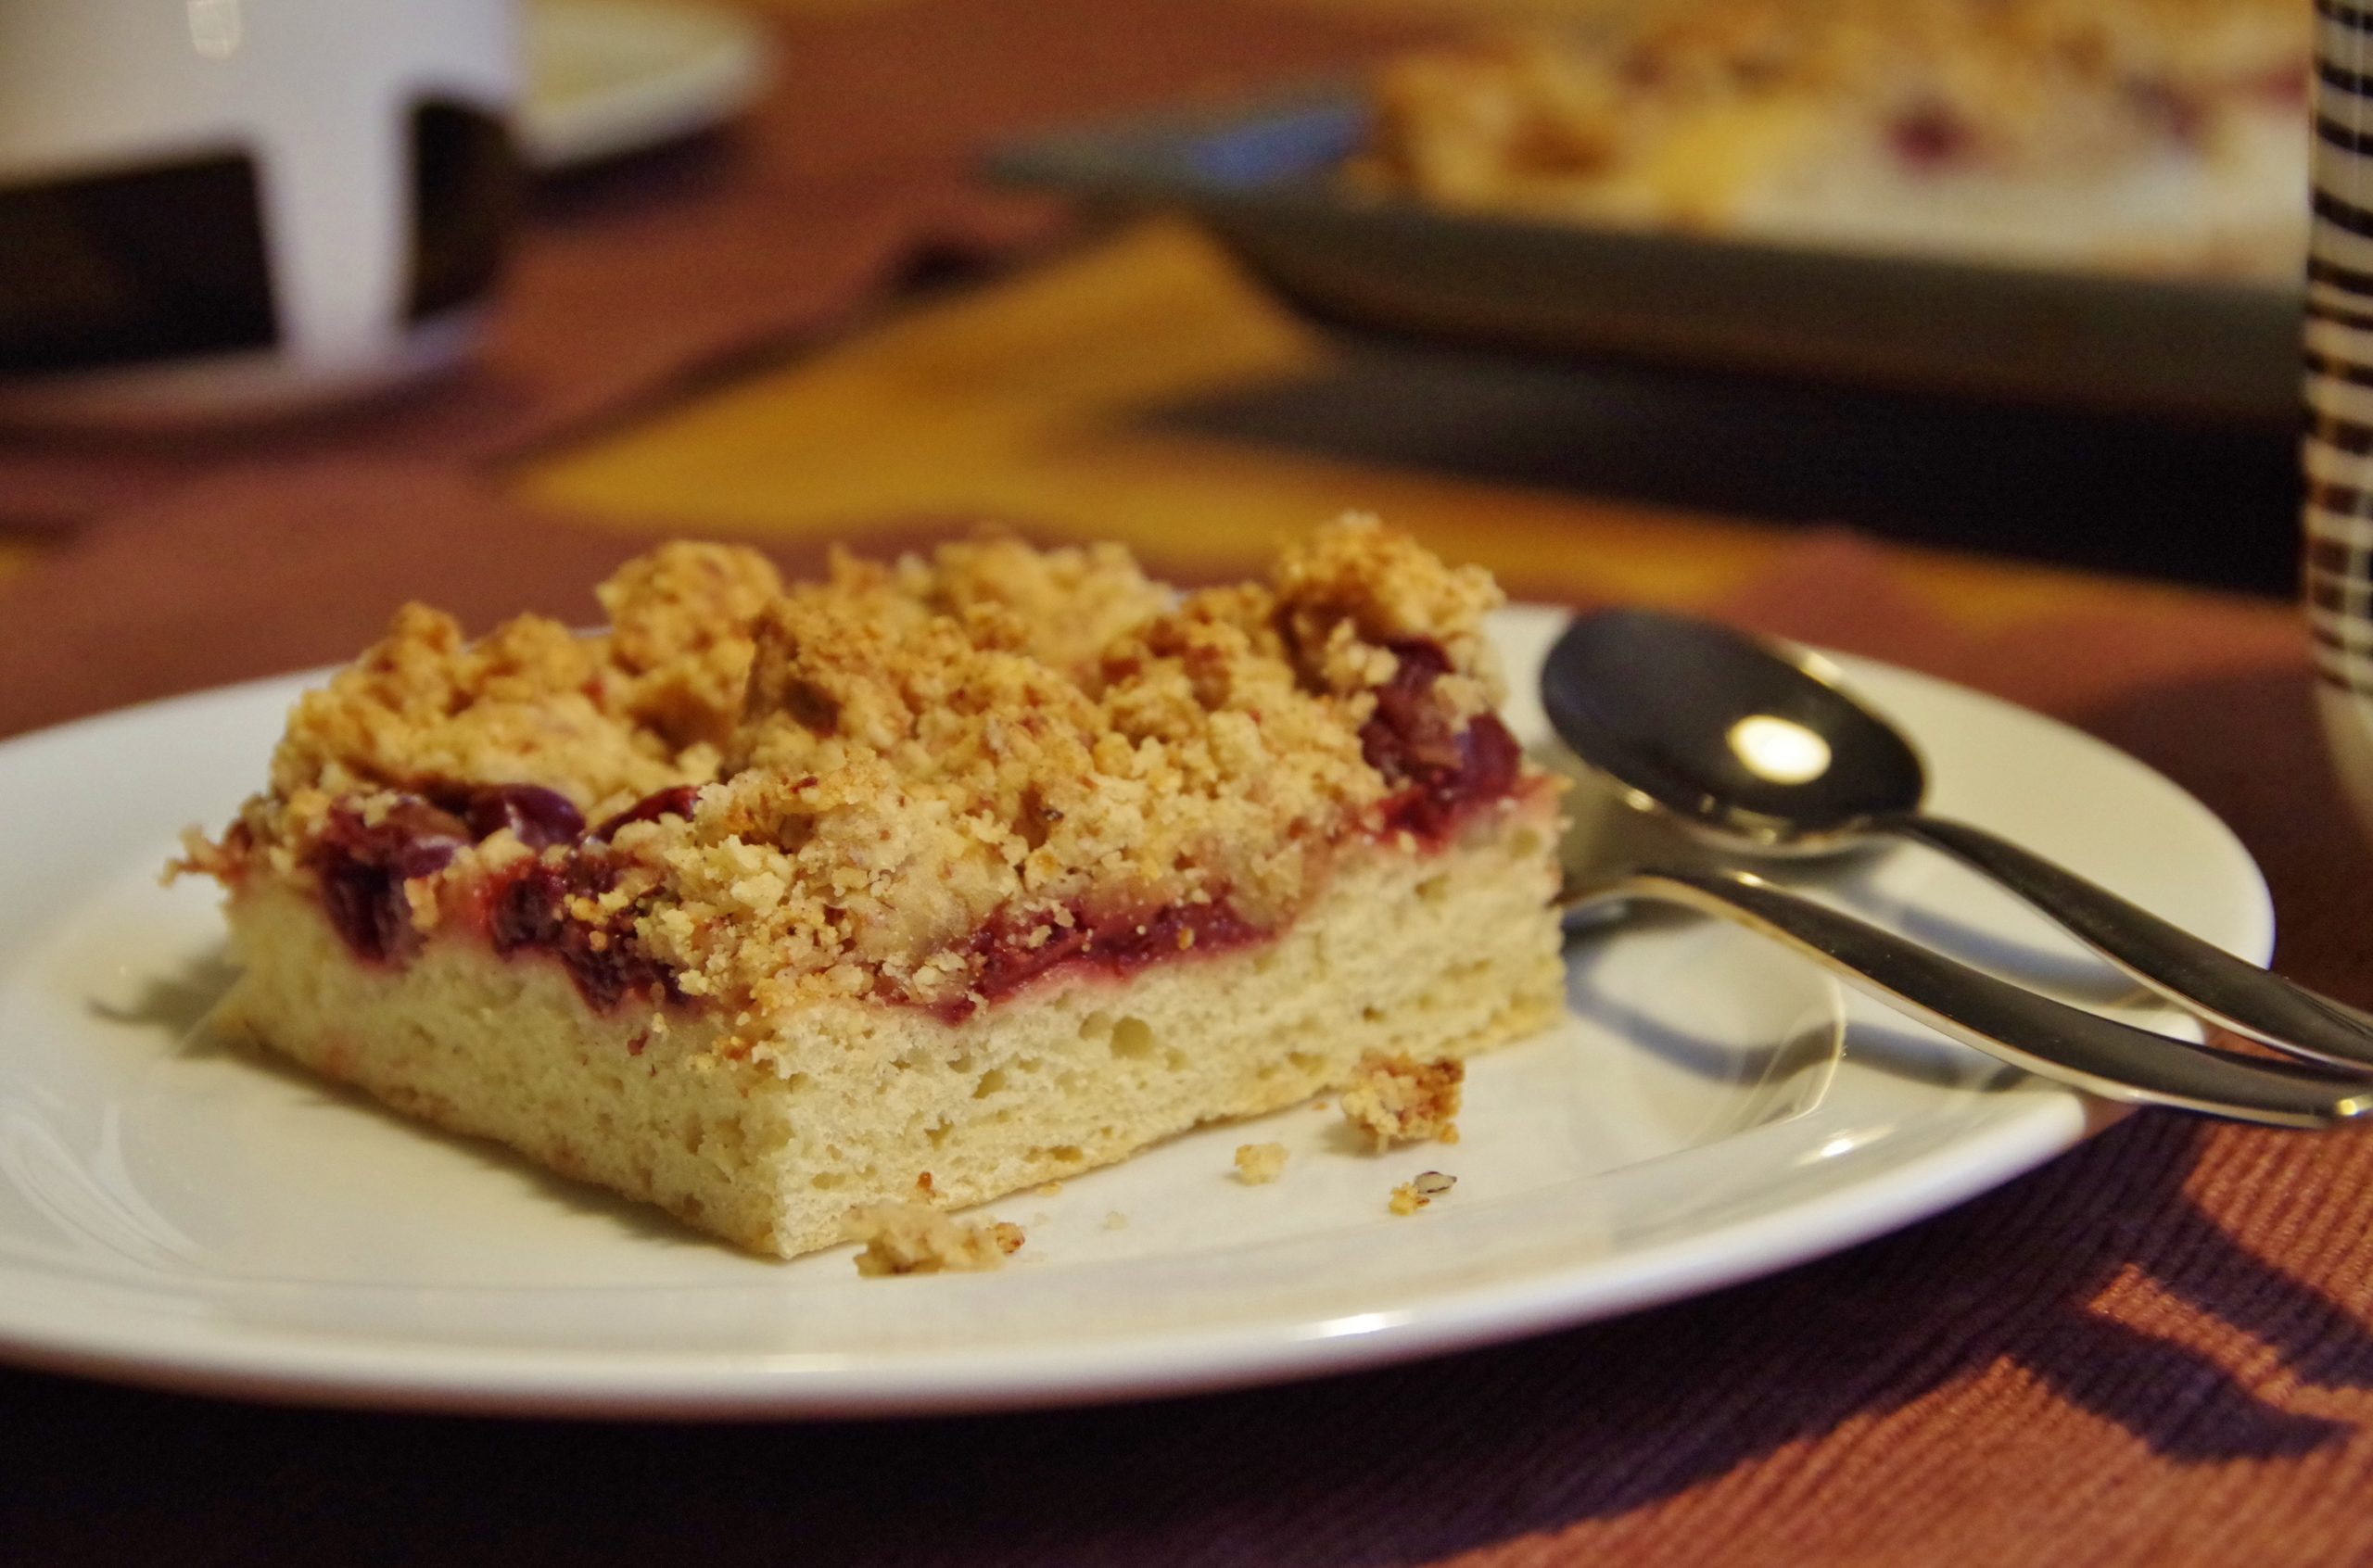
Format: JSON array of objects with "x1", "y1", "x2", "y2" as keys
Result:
[
  {"x1": 519, "y1": 0, "x2": 770, "y2": 171},
  {"x1": 0, "y1": 607, "x2": 2269, "y2": 1417}
]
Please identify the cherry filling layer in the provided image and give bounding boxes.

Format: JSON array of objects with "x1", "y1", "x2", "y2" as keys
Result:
[
  {"x1": 941, "y1": 639, "x2": 1526, "y2": 1020},
  {"x1": 934, "y1": 899, "x2": 1269, "y2": 1024},
  {"x1": 299, "y1": 637, "x2": 1528, "y2": 1022},
  {"x1": 310, "y1": 801, "x2": 473, "y2": 966},
  {"x1": 1362, "y1": 639, "x2": 1523, "y2": 842},
  {"x1": 487, "y1": 855, "x2": 681, "y2": 1012},
  {"x1": 1886, "y1": 101, "x2": 1978, "y2": 169},
  {"x1": 305, "y1": 781, "x2": 692, "y2": 1011}
]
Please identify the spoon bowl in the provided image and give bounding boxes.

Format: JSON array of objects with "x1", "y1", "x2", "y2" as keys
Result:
[{"x1": 1541, "y1": 609, "x2": 1925, "y2": 854}]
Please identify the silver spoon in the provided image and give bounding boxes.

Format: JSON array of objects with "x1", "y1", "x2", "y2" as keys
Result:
[{"x1": 1541, "y1": 607, "x2": 2373, "y2": 1075}]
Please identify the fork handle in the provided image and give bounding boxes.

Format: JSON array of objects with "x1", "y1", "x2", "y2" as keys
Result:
[
  {"x1": 1887, "y1": 815, "x2": 2373, "y2": 1073},
  {"x1": 1584, "y1": 867, "x2": 2370, "y2": 1129}
]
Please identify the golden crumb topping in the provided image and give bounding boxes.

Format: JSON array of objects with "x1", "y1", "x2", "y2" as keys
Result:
[
  {"x1": 596, "y1": 541, "x2": 793, "y2": 754},
  {"x1": 268, "y1": 542, "x2": 783, "y2": 816},
  {"x1": 1340, "y1": 1052, "x2": 1465, "y2": 1150},
  {"x1": 848, "y1": 1201, "x2": 1025, "y2": 1276},
  {"x1": 204, "y1": 516, "x2": 1532, "y2": 1036}
]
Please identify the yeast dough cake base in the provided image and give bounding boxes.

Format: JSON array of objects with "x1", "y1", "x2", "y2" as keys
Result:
[{"x1": 212, "y1": 797, "x2": 1563, "y2": 1258}]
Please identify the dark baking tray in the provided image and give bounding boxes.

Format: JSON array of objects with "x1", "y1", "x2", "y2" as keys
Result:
[{"x1": 990, "y1": 84, "x2": 2303, "y2": 423}]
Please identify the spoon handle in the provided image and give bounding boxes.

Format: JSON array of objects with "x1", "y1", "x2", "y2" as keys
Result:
[
  {"x1": 1580, "y1": 867, "x2": 2371, "y2": 1128},
  {"x1": 1887, "y1": 815, "x2": 2373, "y2": 1073}
]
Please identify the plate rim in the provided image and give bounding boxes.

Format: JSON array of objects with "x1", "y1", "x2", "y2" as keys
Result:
[{"x1": 0, "y1": 615, "x2": 2272, "y2": 1417}]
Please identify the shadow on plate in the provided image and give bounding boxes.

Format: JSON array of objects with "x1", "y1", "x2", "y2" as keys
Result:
[
  {"x1": 81, "y1": 947, "x2": 727, "y2": 1258},
  {"x1": 1564, "y1": 908, "x2": 1842, "y2": 1143}
]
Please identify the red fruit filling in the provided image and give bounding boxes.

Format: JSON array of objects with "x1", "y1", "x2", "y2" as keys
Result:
[
  {"x1": 308, "y1": 801, "x2": 471, "y2": 964},
  {"x1": 435, "y1": 782, "x2": 585, "y2": 848},
  {"x1": 306, "y1": 782, "x2": 699, "y2": 1011},
  {"x1": 488, "y1": 854, "x2": 682, "y2": 1012},
  {"x1": 1887, "y1": 102, "x2": 1976, "y2": 168},
  {"x1": 2245, "y1": 64, "x2": 2306, "y2": 106},
  {"x1": 934, "y1": 898, "x2": 1269, "y2": 1023},
  {"x1": 593, "y1": 784, "x2": 702, "y2": 840},
  {"x1": 1362, "y1": 639, "x2": 1524, "y2": 843},
  {"x1": 2124, "y1": 79, "x2": 2206, "y2": 146}
]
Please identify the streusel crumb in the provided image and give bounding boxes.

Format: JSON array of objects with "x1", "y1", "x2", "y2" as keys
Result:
[
  {"x1": 849, "y1": 1201, "x2": 1025, "y2": 1276},
  {"x1": 1235, "y1": 1142, "x2": 1290, "y2": 1184},
  {"x1": 202, "y1": 515, "x2": 1516, "y2": 1043},
  {"x1": 1340, "y1": 1052, "x2": 1465, "y2": 1149},
  {"x1": 266, "y1": 542, "x2": 782, "y2": 817}
]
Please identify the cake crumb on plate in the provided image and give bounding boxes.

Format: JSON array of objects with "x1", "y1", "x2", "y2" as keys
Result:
[
  {"x1": 1234, "y1": 1142, "x2": 1289, "y2": 1184},
  {"x1": 850, "y1": 1202, "x2": 1024, "y2": 1276},
  {"x1": 1341, "y1": 1052, "x2": 1463, "y2": 1149}
]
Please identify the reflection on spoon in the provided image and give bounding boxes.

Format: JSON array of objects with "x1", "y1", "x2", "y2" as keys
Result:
[{"x1": 1726, "y1": 714, "x2": 1833, "y2": 786}]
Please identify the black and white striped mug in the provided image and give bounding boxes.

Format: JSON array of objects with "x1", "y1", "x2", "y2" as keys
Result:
[
  {"x1": 0, "y1": 0, "x2": 517, "y2": 423},
  {"x1": 2306, "y1": 0, "x2": 2373, "y2": 815}
]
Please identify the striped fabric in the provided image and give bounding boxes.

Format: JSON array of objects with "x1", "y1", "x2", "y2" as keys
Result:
[{"x1": 2310, "y1": 0, "x2": 2373, "y2": 693}]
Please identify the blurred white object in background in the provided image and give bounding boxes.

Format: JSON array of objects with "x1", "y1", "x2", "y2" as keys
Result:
[
  {"x1": 519, "y1": 0, "x2": 770, "y2": 171},
  {"x1": 0, "y1": 0, "x2": 518, "y2": 424}
]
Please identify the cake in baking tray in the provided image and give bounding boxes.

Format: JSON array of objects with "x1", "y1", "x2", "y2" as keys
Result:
[
  {"x1": 173, "y1": 518, "x2": 1567, "y2": 1259},
  {"x1": 1348, "y1": 0, "x2": 2307, "y2": 279}
]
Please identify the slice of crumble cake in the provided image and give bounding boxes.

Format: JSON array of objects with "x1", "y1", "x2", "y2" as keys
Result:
[
  {"x1": 1348, "y1": 0, "x2": 2307, "y2": 280},
  {"x1": 175, "y1": 517, "x2": 1567, "y2": 1258}
]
